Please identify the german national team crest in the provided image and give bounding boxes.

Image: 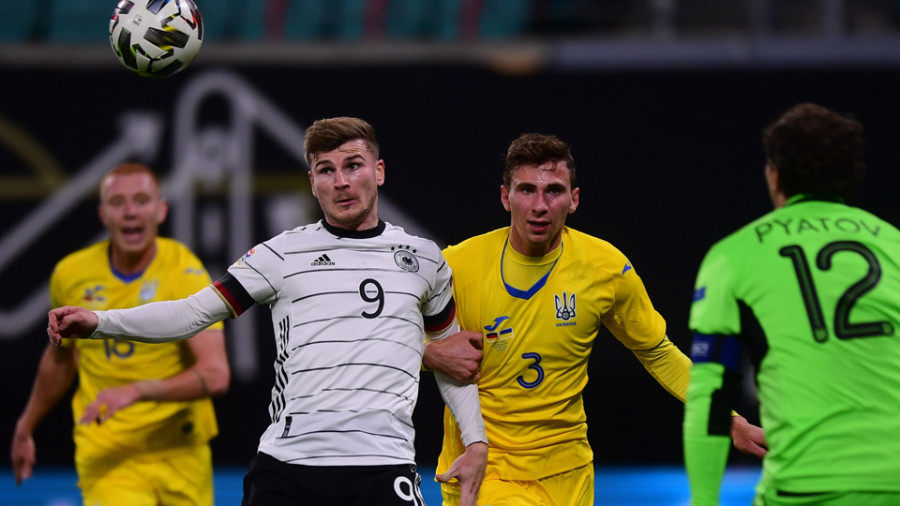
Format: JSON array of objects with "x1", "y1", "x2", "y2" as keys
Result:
[
  {"x1": 555, "y1": 291, "x2": 576, "y2": 326},
  {"x1": 394, "y1": 250, "x2": 419, "y2": 272}
]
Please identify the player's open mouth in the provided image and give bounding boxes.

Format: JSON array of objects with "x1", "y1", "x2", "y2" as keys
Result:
[
  {"x1": 529, "y1": 221, "x2": 551, "y2": 233},
  {"x1": 121, "y1": 227, "x2": 145, "y2": 241}
]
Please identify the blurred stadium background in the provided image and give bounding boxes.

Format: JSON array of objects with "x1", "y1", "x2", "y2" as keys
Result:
[{"x1": 3, "y1": 0, "x2": 900, "y2": 503}]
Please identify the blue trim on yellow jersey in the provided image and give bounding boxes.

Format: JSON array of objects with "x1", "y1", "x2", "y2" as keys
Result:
[
  {"x1": 108, "y1": 244, "x2": 153, "y2": 283},
  {"x1": 500, "y1": 239, "x2": 562, "y2": 300}
]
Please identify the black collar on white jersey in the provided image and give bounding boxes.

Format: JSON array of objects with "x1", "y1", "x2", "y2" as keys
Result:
[{"x1": 322, "y1": 219, "x2": 386, "y2": 239}]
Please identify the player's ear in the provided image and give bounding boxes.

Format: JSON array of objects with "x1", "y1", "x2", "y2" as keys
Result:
[
  {"x1": 375, "y1": 160, "x2": 385, "y2": 187},
  {"x1": 765, "y1": 163, "x2": 780, "y2": 191},
  {"x1": 765, "y1": 163, "x2": 786, "y2": 208},
  {"x1": 500, "y1": 185, "x2": 511, "y2": 212},
  {"x1": 569, "y1": 187, "x2": 580, "y2": 214},
  {"x1": 155, "y1": 199, "x2": 169, "y2": 224},
  {"x1": 309, "y1": 171, "x2": 317, "y2": 198},
  {"x1": 97, "y1": 203, "x2": 108, "y2": 227}
]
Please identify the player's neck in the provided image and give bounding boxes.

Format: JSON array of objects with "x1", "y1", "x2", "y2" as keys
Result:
[
  {"x1": 771, "y1": 192, "x2": 787, "y2": 209},
  {"x1": 109, "y1": 241, "x2": 157, "y2": 276},
  {"x1": 508, "y1": 232, "x2": 562, "y2": 258},
  {"x1": 322, "y1": 219, "x2": 386, "y2": 238},
  {"x1": 324, "y1": 213, "x2": 380, "y2": 232}
]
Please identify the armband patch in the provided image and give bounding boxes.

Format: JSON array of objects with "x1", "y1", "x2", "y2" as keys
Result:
[
  {"x1": 212, "y1": 273, "x2": 255, "y2": 317},
  {"x1": 692, "y1": 286, "x2": 706, "y2": 302},
  {"x1": 691, "y1": 332, "x2": 741, "y2": 372},
  {"x1": 424, "y1": 299, "x2": 456, "y2": 333}
]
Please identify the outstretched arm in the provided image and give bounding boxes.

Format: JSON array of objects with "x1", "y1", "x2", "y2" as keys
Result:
[
  {"x1": 632, "y1": 336, "x2": 767, "y2": 457},
  {"x1": 79, "y1": 329, "x2": 230, "y2": 424},
  {"x1": 48, "y1": 306, "x2": 99, "y2": 344},
  {"x1": 48, "y1": 286, "x2": 231, "y2": 346},
  {"x1": 12, "y1": 344, "x2": 77, "y2": 486},
  {"x1": 631, "y1": 335, "x2": 692, "y2": 401}
]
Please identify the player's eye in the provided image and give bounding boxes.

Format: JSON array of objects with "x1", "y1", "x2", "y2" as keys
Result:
[{"x1": 547, "y1": 184, "x2": 567, "y2": 196}]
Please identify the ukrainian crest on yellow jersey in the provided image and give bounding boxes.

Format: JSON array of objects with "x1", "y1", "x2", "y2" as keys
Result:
[
  {"x1": 139, "y1": 279, "x2": 159, "y2": 302},
  {"x1": 555, "y1": 291, "x2": 576, "y2": 323}
]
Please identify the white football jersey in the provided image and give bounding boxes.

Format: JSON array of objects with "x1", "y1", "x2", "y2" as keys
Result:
[{"x1": 213, "y1": 220, "x2": 455, "y2": 466}]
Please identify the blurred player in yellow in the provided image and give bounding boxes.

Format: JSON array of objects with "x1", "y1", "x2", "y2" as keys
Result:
[
  {"x1": 424, "y1": 134, "x2": 766, "y2": 505},
  {"x1": 11, "y1": 163, "x2": 230, "y2": 505}
]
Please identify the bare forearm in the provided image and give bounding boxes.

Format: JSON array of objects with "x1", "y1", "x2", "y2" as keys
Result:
[
  {"x1": 136, "y1": 329, "x2": 230, "y2": 401},
  {"x1": 135, "y1": 368, "x2": 224, "y2": 402},
  {"x1": 17, "y1": 346, "x2": 76, "y2": 433}
]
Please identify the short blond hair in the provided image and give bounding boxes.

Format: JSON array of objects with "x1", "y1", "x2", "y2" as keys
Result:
[{"x1": 99, "y1": 163, "x2": 161, "y2": 199}]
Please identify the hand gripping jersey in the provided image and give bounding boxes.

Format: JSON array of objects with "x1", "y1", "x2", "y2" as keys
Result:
[
  {"x1": 437, "y1": 227, "x2": 667, "y2": 481},
  {"x1": 212, "y1": 220, "x2": 456, "y2": 466},
  {"x1": 685, "y1": 196, "x2": 900, "y2": 502},
  {"x1": 50, "y1": 238, "x2": 221, "y2": 458}
]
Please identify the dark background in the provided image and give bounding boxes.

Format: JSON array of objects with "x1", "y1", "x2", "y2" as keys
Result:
[{"x1": 2, "y1": 60, "x2": 899, "y2": 473}]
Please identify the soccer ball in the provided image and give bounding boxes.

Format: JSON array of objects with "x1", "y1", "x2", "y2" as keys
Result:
[{"x1": 109, "y1": 0, "x2": 204, "y2": 78}]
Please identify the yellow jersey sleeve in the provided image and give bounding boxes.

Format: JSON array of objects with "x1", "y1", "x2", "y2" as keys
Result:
[
  {"x1": 631, "y1": 336, "x2": 691, "y2": 402},
  {"x1": 601, "y1": 253, "x2": 667, "y2": 350}
]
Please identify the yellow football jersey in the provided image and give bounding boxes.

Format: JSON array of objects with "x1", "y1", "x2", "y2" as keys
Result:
[
  {"x1": 50, "y1": 237, "x2": 222, "y2": 459},
  {"x1": 437, "y1": 227, "x2": 666, "y2": 481}
]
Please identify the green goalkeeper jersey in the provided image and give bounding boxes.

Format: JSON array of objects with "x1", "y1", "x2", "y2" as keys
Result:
[{"x1": 684, "y1": 195, "x2": 900, "y2": 504}]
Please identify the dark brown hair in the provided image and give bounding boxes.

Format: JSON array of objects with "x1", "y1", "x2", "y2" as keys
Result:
[
  {"x1": 504, "y1": 133, "x2": 576, "y2": 188},
  {"x1": 763, "y1": 103, "x2": 865, "y2": 200}
]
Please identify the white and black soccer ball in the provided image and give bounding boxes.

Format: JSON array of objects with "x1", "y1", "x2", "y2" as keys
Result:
[{"x1": 109, "y1": 0, "x2": 203, "y2": 78}]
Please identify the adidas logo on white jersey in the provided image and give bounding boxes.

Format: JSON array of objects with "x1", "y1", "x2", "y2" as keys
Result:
[{"x1": 311, "y1": 254, "x2": 335, "y2": 266}]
